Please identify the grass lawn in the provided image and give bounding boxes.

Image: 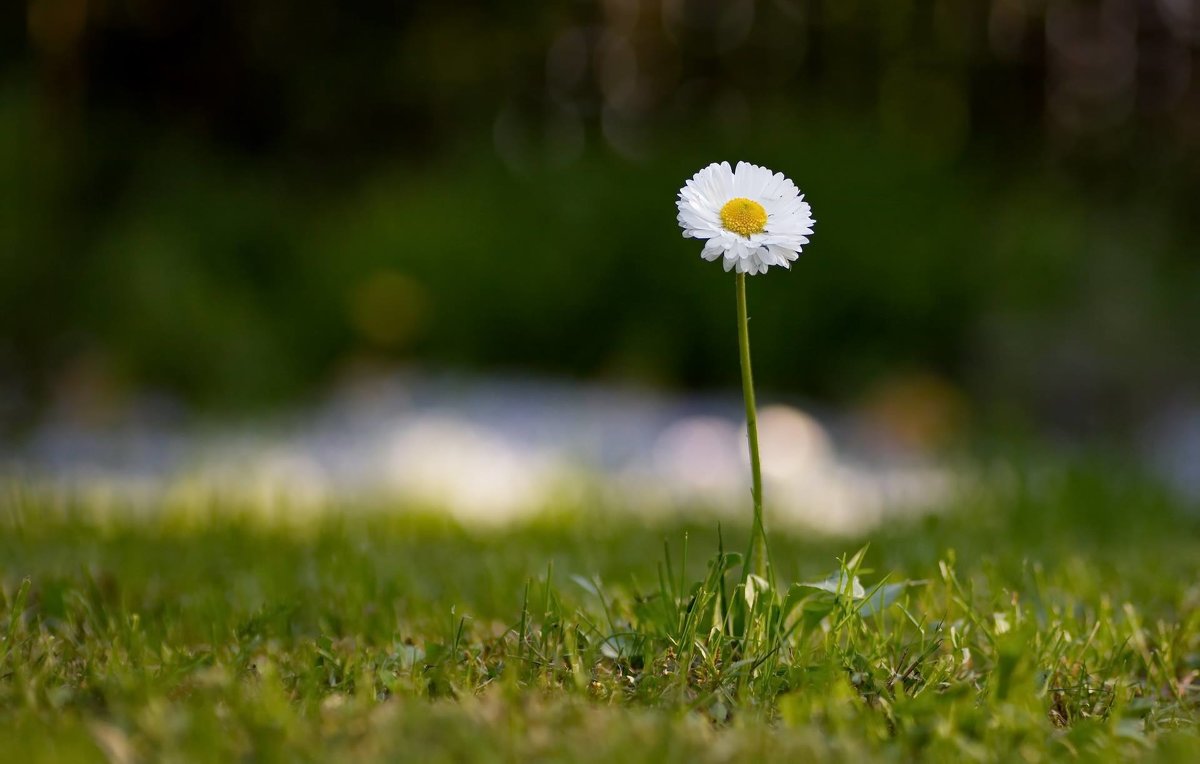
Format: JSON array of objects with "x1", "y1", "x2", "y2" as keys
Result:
[{"x1": 1, "y1": 462, "x2": 1198, "y2": 762}]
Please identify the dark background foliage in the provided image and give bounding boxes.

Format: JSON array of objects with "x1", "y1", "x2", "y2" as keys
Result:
[{"x1": 3, "y1": 0, "x2": 1198, "y2": 436}]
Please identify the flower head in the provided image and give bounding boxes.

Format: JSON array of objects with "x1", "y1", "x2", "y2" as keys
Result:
[{"x1": 676, "y1": 161, "x2": 814, "y2": 275}]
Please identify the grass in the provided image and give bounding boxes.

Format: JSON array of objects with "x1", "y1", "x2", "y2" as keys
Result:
[{"x1": 1, "y1": 462, "x2": 1198, "y2": 762}]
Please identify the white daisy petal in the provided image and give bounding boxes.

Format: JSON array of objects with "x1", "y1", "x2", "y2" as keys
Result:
[{"x1": 701, "y1": 240, "x2": 724, "y2": 261}]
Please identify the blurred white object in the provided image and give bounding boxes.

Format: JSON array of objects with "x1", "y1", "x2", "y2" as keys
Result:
[{"x1": 3, "y1": 371, "x2": 955, "y2": 534}]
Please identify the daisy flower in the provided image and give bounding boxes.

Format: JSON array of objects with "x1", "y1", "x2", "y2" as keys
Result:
[{"x1": 676, "y1": 161, "x2": 815, "y2": 275}]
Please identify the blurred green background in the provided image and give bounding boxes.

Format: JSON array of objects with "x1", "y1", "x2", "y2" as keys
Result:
[{"x1": 3, "y1": 0, "x2": 1198, "y2": 439}]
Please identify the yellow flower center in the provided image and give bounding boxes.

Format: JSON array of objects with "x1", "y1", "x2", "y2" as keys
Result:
[{"x1": 719, "y1": 197, "x2": 768, "y2": 237}]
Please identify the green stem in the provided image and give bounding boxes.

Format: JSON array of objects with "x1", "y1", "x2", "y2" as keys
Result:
[{"x1": 735, "y1": 273, "x2": 770, "y2": 584}]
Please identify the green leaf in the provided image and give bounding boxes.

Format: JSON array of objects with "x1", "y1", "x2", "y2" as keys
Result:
[
  {"x1": 859, "y1": 581, "x2": 925, "y2": 617},
  {"x1": 719, "y1": 552, "x2": 743, "y2": 571},
  {"x1": 743, "y1": 574, "x2": 770, "y2": 610},
  {"x1": 797, "y1": 571, "x2": 865, "y2": 599}
]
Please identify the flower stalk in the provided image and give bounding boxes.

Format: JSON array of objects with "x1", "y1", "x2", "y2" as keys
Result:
[
  {"x1": 676, "y1": 161, "x2": 812, "y2": 588},
  {"x1": 735, "y1": 273, "x2": 770, "y2": 584}
]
